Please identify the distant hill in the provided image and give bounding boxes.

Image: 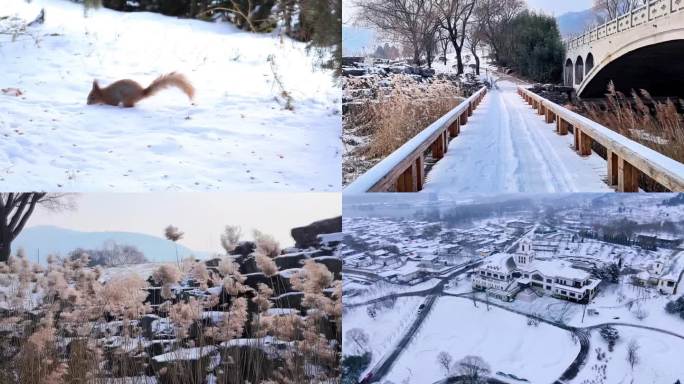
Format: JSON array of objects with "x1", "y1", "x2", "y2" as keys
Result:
[
  {"x1": 557, "y1": 9, "x2": 599, "y2": 37},
  {"x1": 14, "y1": 226, "x2": 211, "y2": 263}
]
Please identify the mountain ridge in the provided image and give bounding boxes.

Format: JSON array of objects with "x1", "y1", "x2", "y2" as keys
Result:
[{"x1": 14, "y1": 225, "x2": 211, "y2": 263}]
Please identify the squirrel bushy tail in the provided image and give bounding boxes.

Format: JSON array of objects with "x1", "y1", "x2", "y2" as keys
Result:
[{"x1": 143, "y1": 72, "x2": 195, "y2": 100}]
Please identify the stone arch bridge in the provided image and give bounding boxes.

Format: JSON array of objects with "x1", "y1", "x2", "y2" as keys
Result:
[{"x1": 565, "y1": 0, "x2": 684, "y2": 98}]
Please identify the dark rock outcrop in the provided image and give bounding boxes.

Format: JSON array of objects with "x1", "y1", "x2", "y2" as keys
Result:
[{"x1": 291, "y1": 216, "x2": 342, "y2": 249}]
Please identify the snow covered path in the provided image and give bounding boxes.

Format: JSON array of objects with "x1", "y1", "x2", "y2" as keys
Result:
[
  {"x1": 0, "y1": 0, "x2": 340, "y2": 192},
  {"x1": 423, "y1": 80, "x2": 611, "y2": 193}
]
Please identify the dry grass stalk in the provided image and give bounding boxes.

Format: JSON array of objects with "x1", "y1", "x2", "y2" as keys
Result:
[
  {"x1": 347, "y1": 75, "x2": 463, "y2": 159},
  {"x1": 0, "y1": 226, "x2": 341, "y2": 383},
  {"x1": 582, "y1": 82, "x2": 684, "y2": 165}
]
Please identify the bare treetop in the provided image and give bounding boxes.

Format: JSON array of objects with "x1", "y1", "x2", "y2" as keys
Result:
[{"x1": 164, "y1": 225, "x2": 184, "y2": 242}]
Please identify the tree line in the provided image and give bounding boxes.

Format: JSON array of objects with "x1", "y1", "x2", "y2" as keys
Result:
[{"x1": 353, "y1": 0, "x2": 565, "y2": 82}]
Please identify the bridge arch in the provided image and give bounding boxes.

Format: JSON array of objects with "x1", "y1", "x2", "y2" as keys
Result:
[
  {"x1": 574, "y1": 56, "x2": 584, "y2": 85},
  {"x1": 564, "y1": 58, "x2": 573, "y2": 86},
  {"x1": 578, "y1": 29, "x2": 684, "y2": 97},
  {"x1": 585, "y1": 53, "x2": 594, "y2": 75}
]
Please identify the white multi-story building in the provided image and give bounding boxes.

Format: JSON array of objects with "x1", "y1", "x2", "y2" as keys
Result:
[
  {"x1": 633, "y1": 252, "x2": 684, "y2": 295},
  {"x1": 472, "y1": 239, "x2": 601, "y2": 303}
]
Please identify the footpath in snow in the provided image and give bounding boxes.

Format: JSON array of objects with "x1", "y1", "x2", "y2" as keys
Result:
[
  {"x1": 0, "y1": 0, "x2": 340, "y2": 192},
  {"x1": 423, "y1": 80, "x2": 611, "y2": 193}
]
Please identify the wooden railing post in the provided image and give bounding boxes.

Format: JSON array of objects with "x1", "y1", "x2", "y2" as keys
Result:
[
  {"x1": 607, "y1": 150, "x2": 619, "y2": 186},
  {"x1": 460, "y1": 111, "x2": 468, "y2": 125},
  {"x1": 468, "y1": 102, "x2": 473, "y2": 117},
  {"x1": 396, "y1": 161, "x2": 418, "y2": 192},
  {"x1": 431, "y1": 134, "x2": 445, "y2": 159},
  {"x1": 415, "y1": 154, "x2": 424, "y2": 191},
  {"x1": 579, "y1": 130, "x2": 592, "y2": 156},
  {"x1": 618, "y1": 158, "x2": 639, "y2": 192},
  {"x1": 557, "y1": 118, "x2": 569, "y2": 135},
  {"x1": 545, "y1": 109, "x2": 555, "y2": 124},
  {"x1": 449, "y1": 121, "x2": 459, "y2": 137},
  {"x1": 574, "y1": 127, "x2": 581, "y2": 151},
  {"x1": 442, "y1": 131, "x2": 449, "y2": 154},
  {"x1": 538, "y1": 103, "x2": 545, "y2": 116}
]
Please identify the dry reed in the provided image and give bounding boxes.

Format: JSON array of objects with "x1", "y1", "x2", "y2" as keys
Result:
[
  {"x1": 346, "y1": 75, "x2": 463, "y2": 160},
  {"x1": 582, "y1": 82, "x2": 684, "y2": 165}
]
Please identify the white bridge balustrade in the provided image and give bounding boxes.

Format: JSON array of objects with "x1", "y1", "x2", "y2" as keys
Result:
[{"x1": 564, "y1": 0, "x2": 684, "y2": 97}]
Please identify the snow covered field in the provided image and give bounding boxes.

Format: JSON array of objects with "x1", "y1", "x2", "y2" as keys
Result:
[
  {"x1": 344, "y1": 277, "x2": 442, "y2": 305},
  {"x1": 572, "y1": 326, "x2": 684, "y2": 384},
  {"x1": 0, "y1": 0, "x2": 340, "y2": 191},
  {"x1": 384, "y1": 297, "x2": 579, "y2": 384},
  {"x1": 342, "y1": 296, "x2": 423, "y2": 375},
  {"x1": 423, "y1": 80, "x2": 611, "y2": 193}
]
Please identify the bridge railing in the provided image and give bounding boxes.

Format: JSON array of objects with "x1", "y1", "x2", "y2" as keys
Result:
[
  {"x1": 518, "y1": 86, "x2": 684, "y2": 192},
  {"x1": 345, "y1": 87, "x2": 488, "y2": 193},
  {"x1": 565, "y1": 0, "x2": 684, "y2": 50}
]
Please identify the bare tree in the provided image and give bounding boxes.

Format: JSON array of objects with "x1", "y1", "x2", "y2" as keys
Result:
[
  {"x1": 471, "y1": 290, "x2": 478, "y2": 307},
  {"x1": 0, "y1": 193, "x2": 73, "y2": 262},
  {"x1": 164, "y1": 225, "x2": 184, "y2": 265},
  {"x1": 346, "y1": 328, "x2": 370, "y2": 354},
  {"x1": 422, "y1": 20, "x2": 441, "y2": 68},
  {"x1": 220, "y1": 225, "x2": 242, "y2": 253},
  {"x1": 436, "y1": 0, "x2": 475, "y2": 74},
  {"x1": 454, "y1": 355, "x2": 491, "y2": 384},
  {"x1": 476, "y1": 0, "x2": 524, "y2": 64},
  {"x1": 437, "y1": 28, "x2": 451, "y2": 65},
  {"x1": 70, "y1": 241, "x2": 147, "y2": 266},
  {"x1": 354, "y1": 0, "x2": 438, "y2": 65},
  {"x1": 436, "y1": 351, "x2": 453, "y2": 376},
  {"x1": 465, "y1": 13, "x2": 485, "y2": 75},
  {"x1": 593, "y1": 0, "x2": 644, "y2": 21},
  {"x1": 626, "y1": 339, "x2": 640, "y2": 370}
]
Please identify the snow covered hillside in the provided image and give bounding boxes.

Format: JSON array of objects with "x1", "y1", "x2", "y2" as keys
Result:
[{"x1": 0, "y1": 0, "x2": 341, "y2": 192}]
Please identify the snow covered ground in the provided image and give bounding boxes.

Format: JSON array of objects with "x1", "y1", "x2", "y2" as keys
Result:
[
  {"x1": 0, "y1": 0, "x2": 340, "y2": 191},
  {"x1": 344, "y1": 277, "x2": 441, "y2": 305},
  {"x1": 384, "y1": 297, "x2": 579, "y2": 384},
  {"x1": 342, "y1": 296, "x2": 423, "y2": 375},
  {"x1": 423, "y1": 80, "x2": 611, "y2": 193},
  {"x1": 572, "y1": 326, "x2": 684, "y2": 384}
]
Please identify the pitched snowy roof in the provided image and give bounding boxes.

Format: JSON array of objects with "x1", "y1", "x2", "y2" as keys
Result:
[
  {"x1": 519, "y1": 259, "x2": 590, "y2": 281},
  {"x1": 480, "y1": 253, "x2": 514, "y2": 273},
  {"x1": 662, "y1": 251, "x2": 684, "y2": 280}
]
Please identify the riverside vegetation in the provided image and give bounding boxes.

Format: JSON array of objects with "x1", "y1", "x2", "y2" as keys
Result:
[{"x1": 0, "y1": 219, "x2": 342, "y2": 384}]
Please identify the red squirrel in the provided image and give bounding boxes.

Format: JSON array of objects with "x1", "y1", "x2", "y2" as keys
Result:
[{"x1": 86, "y1": 72, "x2": 195, "y2": 107}]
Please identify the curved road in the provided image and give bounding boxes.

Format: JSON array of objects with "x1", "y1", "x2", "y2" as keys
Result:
[
  {"x1": 361, "y1": 263, "x2": 481, "y2": 383},
  {"x1": 361, "y1": 285, "x2": 684, "y2": 384}
]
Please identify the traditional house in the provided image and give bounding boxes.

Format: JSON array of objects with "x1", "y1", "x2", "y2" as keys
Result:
[{"x1": 632, "y1": 253, "x2": 684, "y2": 295}]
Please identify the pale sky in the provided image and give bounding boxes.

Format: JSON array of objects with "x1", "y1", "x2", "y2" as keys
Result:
[
  {"x1": 27, "y1": 193, "x2": 341, "y2": 253},
  {"x1": 343, "y1": 0, "x2": 594, "y2": 25},
  {"x1": 526, "y1": 0, "x2": 594, "y2": 16}
]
